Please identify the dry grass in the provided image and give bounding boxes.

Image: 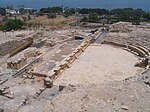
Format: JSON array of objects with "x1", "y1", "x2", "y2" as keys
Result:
[{"x1": 29, "y1": 15, "x2": 76, "y2": 25}]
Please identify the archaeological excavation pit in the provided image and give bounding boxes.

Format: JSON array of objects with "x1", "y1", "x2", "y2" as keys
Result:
[{"x1": 55, "y1": 45, "x2": 144, "y2": 85}]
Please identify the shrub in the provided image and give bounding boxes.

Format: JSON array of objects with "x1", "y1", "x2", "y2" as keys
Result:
[
  {"x1": 2, "y1": 19, "x2": 25, "y2": 31},
  {"x1": 81, "y1": 15, "x2": 88, "y2": 22},
  {"x1": 88, "y1": 13, "x2": 99, "y2": 22},
  {"x1": 47, "y1": 13, "x2": 56, "y2": 19}
]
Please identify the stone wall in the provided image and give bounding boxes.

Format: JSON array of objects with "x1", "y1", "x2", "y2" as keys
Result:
[
  {"x1": 7, "y1": 47, "x2": 40, "y2": 70},
  {"x1": 9, "y1": 38, "x2": 33, "y2": 57},
  {"x1": 102, "y1": 41, "x2": 150, "y2": 58},
  {"x1": 7, "y1": 57, "x2": 27, "y2": 70}
]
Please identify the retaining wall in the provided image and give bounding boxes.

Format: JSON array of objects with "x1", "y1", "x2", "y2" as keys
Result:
[{"x1": 9, "y1": 38, "x2": 33, "y2": 57}]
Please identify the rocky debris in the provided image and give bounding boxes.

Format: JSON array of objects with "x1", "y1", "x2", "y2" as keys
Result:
[
  {"x1": 140, "y1": 70, "x2": 150, "y2": 86},
  {"x1": 22, "y1": 73, "x2": 37, "y2": 80},
  {"x1": 106, "y1": 23, "x2": 150, "y2": 49},
  {"x1": 135, "y1": 58, "x2": 149, "y2": 68},
  {"x1": 4, "y1": 92, "x2": 14, "y2": 99},
  {"x1": 44, "y1": 77, "x2": 53, "y2": 88},
  {"x1": 33, "y1": 88, "x2": 46, "y2": 99},
  {"x1": 0, "y1": 86, "x2": 9, "y2": 95},
  {"x1": 22, "y1": 75, "x2": 28, "y2": 79},
  {"x1": 74, "y1": 35, "x2": 84, "y2": 40},
  {"x1": 121, "y1": 105, "x2": 129, "y2": 110},
  {"x1": 0, "y1": 86, "x2": 14, "y2": 99},
  {"x1": 59, "y1": 84, "x2": 66, "y2": 91},
  {"x1": 0, "y1": 108, "x2": 4, "y2": 112},
  {"x1": 22, "y1": 97, "x2": 29, "y2": 106},
  {"x1": 110, "y1": 22, "x2": 132, "y2": 33},
  {"x1": 45, "y1": 39, "x2": 56, "y2": 47},
  {"x1": 144, "y1": 79, "x2": 150, "y2": 86}
]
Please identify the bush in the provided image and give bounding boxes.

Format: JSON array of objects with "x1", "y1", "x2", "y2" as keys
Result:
[
  {"x1": 88, "y1": 13, "x2": 99, "y2": 22},
  {"x1": 2, "y1": 19, "x2": 25, "y2": 31},
  {"x1": 81, "y1": 15, "x2": 88, "y2": 22},
  {"x1": 63, "y1": 12, "x2": 70, "y2": 18},
  {"x1": 0, "y1": 8, "x2": 6, "y2": 16},
  {"x1": 47, "y1": 13, "x2": 56, "y2": 19},
  {"x1": 0, "y1": 24, "x2": 3, "y2": 30}
]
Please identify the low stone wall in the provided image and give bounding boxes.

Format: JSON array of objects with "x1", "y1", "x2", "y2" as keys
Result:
[
  {"x1": 9, "y1": 38, "x2": 33, "y2": 57},
  {"x1": 102, "y1": 41, "x2": 149, "y2": 58},
  {"x1": 102, "y1": 41, "x2": 126, "y2": 48},
  {"x1": 7, "y1": 57, "x2": 27, "y2": 70},
  {"x1": 7, "y1": 48, "x2": 40, "y2": 70}
]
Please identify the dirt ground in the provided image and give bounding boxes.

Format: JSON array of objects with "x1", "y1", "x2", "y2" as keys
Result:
[
  {"x1": 55, "y1": 45, "x2": 143, "y2": 85},
  {"x1": 29, "y1": 15, "x2": 76, "y2": 25}
]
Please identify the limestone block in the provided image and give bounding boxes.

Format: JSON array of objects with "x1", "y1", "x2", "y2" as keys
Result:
[{"x1": 44, "y1": 77, "x2": 53, "y2": 88}]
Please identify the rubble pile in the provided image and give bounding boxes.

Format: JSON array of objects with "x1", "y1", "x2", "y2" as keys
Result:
[{"x1": 106, "y1": 22, "x2": 150, "y2": 49}]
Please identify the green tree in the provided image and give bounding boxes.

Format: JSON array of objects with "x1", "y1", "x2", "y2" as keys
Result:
[
  {"x1": 110, "y1": 8, "x2": 147, "y2": 22},
  {"x1": 79, "y1": 8, "x2": 109, "y2": 15},
  {"x1": 63, "y1": 8, "x2": 77, "y2": 18},
  {"x1": 40, "y1": 6, "x2": 63, "y2": 14},
  {"x1": 2, "y1": 19, "x2": 25, "y2": 31},
  {"x1": 145, "y1": 12, "x2": 150, "y2": 21},
  {"x1": 81, "y1": 15, "x2": 88, "y2": 22},
  {"x1": 88, "y1": 13, "x2": 99, "y2": 22},
  {"x1": 133, "y1": 9, "x2": 146, "y2": 21},
  {"x1": 0, "y1": 8, "x2": 6, "y2": 16}
]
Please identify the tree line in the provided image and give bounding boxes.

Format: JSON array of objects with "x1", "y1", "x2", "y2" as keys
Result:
[
  {"x1": 0, "y1": 7, "x2": 150, "y2": 31},
  {"x1": 38, "y1": 7, "x2": 150, "y2": 22},
  {"x1": 80, "y1": 8, "x2": 150, "y2": 23},
  {"x1": 1, "y1": 6, "x2": 150, "y2": 22}
]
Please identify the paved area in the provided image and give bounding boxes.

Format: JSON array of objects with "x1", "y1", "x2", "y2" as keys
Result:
[
  {"x1": 33, "y1": 40, "x2": 82, "y2": 75},
  {"x1": 55, "y1": 45, "x2": 143, "y2": 85}
]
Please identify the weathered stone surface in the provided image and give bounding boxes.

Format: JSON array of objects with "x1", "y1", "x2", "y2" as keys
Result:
[
  {"x1": 121, "y1": 105, "x2": 129, "y2": 110},
  {"x1": 44, "y1": 77, "x2": 53, "y2": 88}
]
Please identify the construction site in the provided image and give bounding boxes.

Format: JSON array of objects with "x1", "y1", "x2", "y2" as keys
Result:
[{"x1": 0, "y1": 22, "x2": 150, "y2": 112}]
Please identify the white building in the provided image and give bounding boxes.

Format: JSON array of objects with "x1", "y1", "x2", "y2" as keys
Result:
[{"x1": 6, "y1": 9, "x2": 20, "y2": 15}]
